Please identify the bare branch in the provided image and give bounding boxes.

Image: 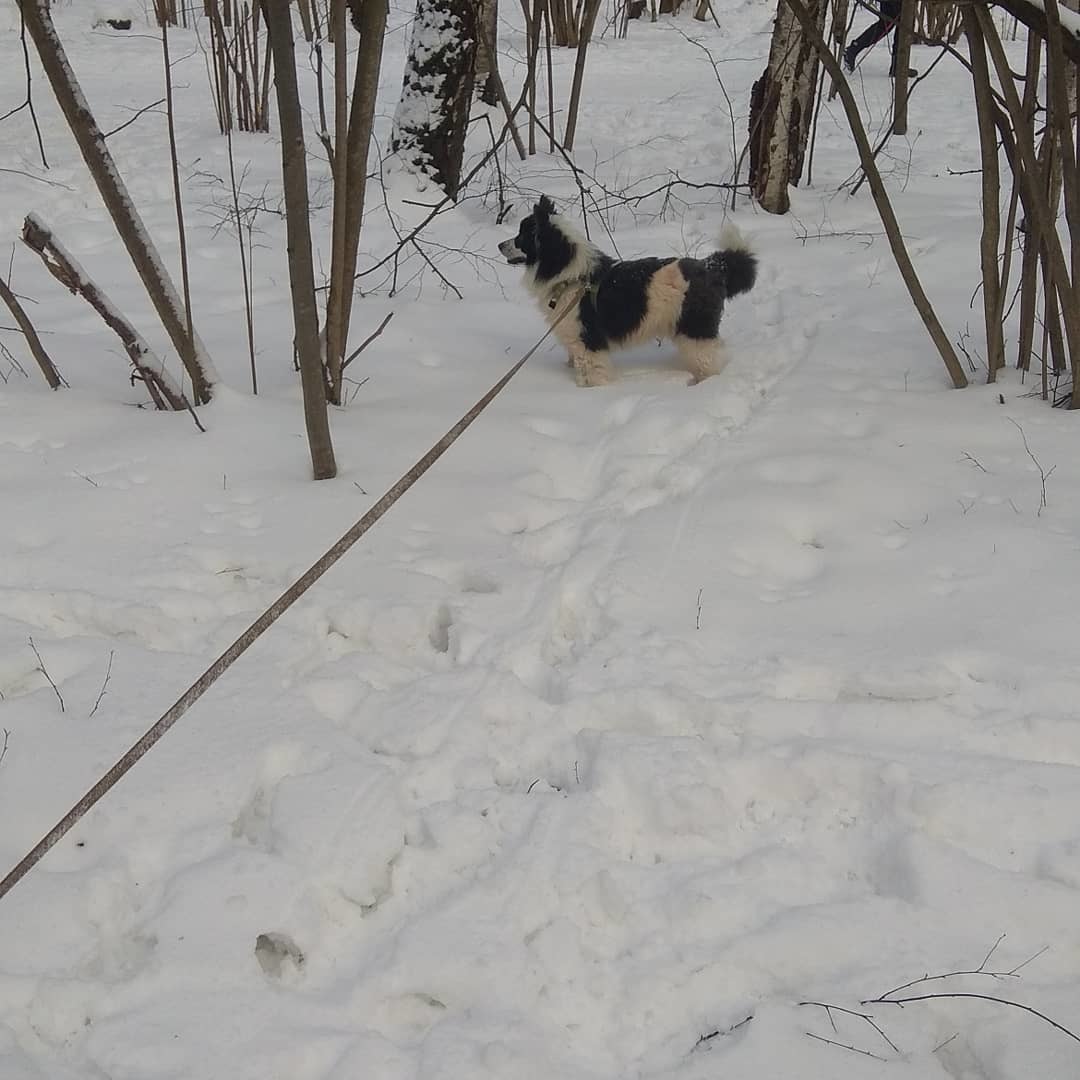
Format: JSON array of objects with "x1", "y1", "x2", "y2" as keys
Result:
[
  {"x1": 28, "y1": 636, "x2": 64, "y2": 713},
  {"x1": 89, "y1": 651, "x2": 115, "y2": 719},
  {"x1": 342, "y1": 311, "x2": 394, "y2": 371}
]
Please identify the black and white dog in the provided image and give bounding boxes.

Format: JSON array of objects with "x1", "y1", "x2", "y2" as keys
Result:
[{"x1": 498, "y1": 196, "x2": 757, "y2": 386}]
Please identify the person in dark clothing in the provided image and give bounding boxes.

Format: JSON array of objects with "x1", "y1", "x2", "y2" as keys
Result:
[{"x1": 843, "y1": 0, "x2": 917, "y2": 77}]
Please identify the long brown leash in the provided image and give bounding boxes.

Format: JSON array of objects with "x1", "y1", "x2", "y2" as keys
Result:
[{"x1": 0, "y1": 290, "x2": 584, "y2": 903}]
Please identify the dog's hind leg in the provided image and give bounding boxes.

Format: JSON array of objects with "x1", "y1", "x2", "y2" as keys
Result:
[
  {"x1": 674, "y1": 334, "x2": 727, "y2": 384},
  {"x1": 571, "y1": 346, "x2": 615, "y2": 387}
]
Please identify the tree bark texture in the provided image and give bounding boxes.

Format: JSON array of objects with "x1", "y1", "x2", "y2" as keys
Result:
[
  {"x1": 782, "y1": 0, "x2": 968, "y2": 388},
  {"x1": 21, "y1": 214, "x2": 190, "y2": 409},
  {"x1": 391, "y1": 0, "x2": 478, "y2": 199},
  {"x1": 0, "y1": 273, "x2": 66, "y2": 391},
  {"x1": 474, "y1": 0, "x2": 499, "y2": 105},
  {"x1": 17, "y1": 0, "x2": 215, "y2": 404},
  {"x1": 962, "y1": 6, "x2": 1006, "y2": 379},
  {"x1": 892, "y1": 0, "x2": 914, "y2": 135},
  {"x1": 748, "y1": 0, "x2": 826, "y2": 215},
  {"x1": 264, "y1": 0, "x2": 338, "y2": 479},
  {"x1": 325, "y1": 0, "x2": 390, "y2": 405}
]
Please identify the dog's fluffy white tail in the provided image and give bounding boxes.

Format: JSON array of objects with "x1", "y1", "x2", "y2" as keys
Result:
[
  {"x1": 718, "y1": 222, "x2": 750, "y2": 253},
  {"x1": 715, "y1": 223, "x2": 757, "y2": 298}
]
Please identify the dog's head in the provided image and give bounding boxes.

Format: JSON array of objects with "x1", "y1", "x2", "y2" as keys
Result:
[{"x1": 498, "y1": 195, "x2": 559, "y2": 268}]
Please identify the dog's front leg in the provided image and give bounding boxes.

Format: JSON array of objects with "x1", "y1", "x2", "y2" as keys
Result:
[{"x1": 571, "y1": 347, "x2": 615, "y2": 387}]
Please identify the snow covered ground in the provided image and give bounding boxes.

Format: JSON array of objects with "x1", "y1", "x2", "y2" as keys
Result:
[{"x1": 3, "y1": 2, "x2": 1080, "y2": 1077}]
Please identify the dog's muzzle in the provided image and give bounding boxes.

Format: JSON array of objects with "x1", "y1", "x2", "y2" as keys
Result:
[{"x1": 498, "y1": 238, "x2": 527, "y2": 265}]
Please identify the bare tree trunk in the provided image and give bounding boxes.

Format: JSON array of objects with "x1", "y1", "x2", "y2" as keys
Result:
[
  {"x1": 264, "y1": 0, "x2": 338, "y2": 479},
  {"x1": 978, "y1": 5, "x2": 1080, "y2": 373},
  {"x1": 21, "y1": 215, "x2": 191, "y2": 410},
  {"x1": 1013, "y1": 31, "x2": 1043, "y2": 373},
  {"x1": 748, "y1": 0, "x2": 826, "y2": 215},
  {"x1": 0, "y1": 274, "x2": 66, "y2": 390},
  {"x1": 325, "y1": 0, "x2": 350, "y2": 398},
  {"x1": 784, "y1": 0, "x2": 967, "y2": 388},
  {"x1": 826, "y1": 0, "x2": 850, "y2": 101},
  {"x1": 18, "y1": 0, "x2": 215, "y2": 403},
  {"x1": 962, "y1": 7, "x2": 1006, "y2": 379},
  {"x1": 563, "y1": 0, "x2": 601, "y2": 152},
  {"x1": 892, "y1": 0, "x2": 914, "y2": 134},
  {"x1": 475, "y1": 0, "x2": 500, "y2": 105},
  {"x1": 391, "y1": 0, "x2": 478, "y2": 199},
  {"x1": 324, "y1": 0, "x2": 390, "y2": 406}
]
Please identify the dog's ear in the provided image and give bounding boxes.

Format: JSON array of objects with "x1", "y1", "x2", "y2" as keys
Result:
[{"x1": 535, "y1": 195, "x2": 557, "y2": 218}]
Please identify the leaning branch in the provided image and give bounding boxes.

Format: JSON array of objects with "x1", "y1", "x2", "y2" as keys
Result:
[
  {"x1": 0, "y1": 274, "x2": 66, "y2": 390},
  {"x1": 21, "y1": 214, "x2": 194, "y2": 414},
  {"x1": 784, "y1": 0, "x2": 968, "y2": 389},
  {"x1": 16, "y1": 0, "x2": 216, "y2": 403}
]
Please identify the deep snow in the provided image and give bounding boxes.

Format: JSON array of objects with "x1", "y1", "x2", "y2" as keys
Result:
[{"x1": 2, "y1": 2, "x2": 1080, "y2": 1078}]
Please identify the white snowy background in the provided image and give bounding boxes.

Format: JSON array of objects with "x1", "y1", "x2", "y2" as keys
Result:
[{"x1": 2, "y1": 1, "x2": 1080, "y2": 1077}]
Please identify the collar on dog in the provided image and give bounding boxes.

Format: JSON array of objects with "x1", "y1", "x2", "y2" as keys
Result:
[{"x1": 546, "y1": 273, "x2": 604, "y2": 310}]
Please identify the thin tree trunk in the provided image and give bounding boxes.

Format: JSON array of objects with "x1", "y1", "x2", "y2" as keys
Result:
[
  {"x1": 325, "y1": 0, "x2": 350, "y2": 398},
  {"x1": 0, "y1": 274, "x2": 66, "y2": 390},
  {"x1": 978, "y1": 5, "x2": 1080, "y2": 373},
  {"x1": 962, "y1": 7, "x2": 1005, "y2": 379},
  {"x1": 563, "y1": 0, "x2": 601, "y2": 152},
  {"x1": 324, "y1": 0, "x2": 390, "y2": 406},
  {"x1": 1013, "y1": 31, "x2": 1043, "y2": 372},
  {"x1": 892, "y1": 0, "x2": 914, "y2": 134},
  {"x1": 827, "y1": 0, "x2": 850, "y2": 102},
  {"x1": 784, "y1": 0, "x2": 967, "y2": 387},
  {"x1": 18, "y1": 0, "x2": 215, "y2": 404},
  {"x1": 264, "y1": 0, "x2": 337, "y2": 479},
  {"x1": 162, "y1": 19, "x2": 195, "y2": 357},
  {"x1": 21, "y1": 215, "x2": 190, "y2": 410},
  {"x1": 391, "y1": 0, "x2": 479, "y2": 199},
  {"x1": 475, "y1": 9, "x2": 527, "y2": 160}
]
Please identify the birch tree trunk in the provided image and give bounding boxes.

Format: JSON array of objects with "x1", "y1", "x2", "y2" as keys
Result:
[
  {"x1": 264, "y1": 0, "x2": 338, "y2": 480},
  {"x1": 17, "y1": 0, "x2": 215, "y2": 404},
  {"x1": 391, "y1": 0, "x2": 478, "y2": 199},
  {"x1": 474, "y1": 0, "x2": 499, "y2": 105},
  {"x1": 748, "y1": 0, "x2": 826, "y2": 215}
]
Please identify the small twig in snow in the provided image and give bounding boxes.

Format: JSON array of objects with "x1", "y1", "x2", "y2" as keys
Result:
[
  {"x1": 798, "y1": 1001, "x2": 900, "y2": 1054},
  {"x1": 866, "y1": 993, "x2": 1080, "y2": 1045},
  {"x1": 695, "y1": 587, "x2": 704, "y2": 631},
  {"x1": 696, "y1": 1014, "x2": 753, "y2": 1048},
  {"x1": 804, "y1": 1031, "x2": 886, "y2": 1061},
  {"x1": 342, "y1": 312, "x2": 394, "y2": 372},
  {"x1": 0, "y1": 729, "x2": 9, "y2": 767},
  {"x1": 89, "y1": 650, "x2": 115, "y2": 719},
  {"x1": 1007, "y1": 417, "x2": 1054, "y2": 516},
  {"x1": 961, "y1": 451, "x2": 988, "y2": 473},
  {"x1": 28, "y1": 636, "x2": 64, "y2": 712},
  {"x1": 874, "y1": 933, "x2": 1020, "y2": 1000}
]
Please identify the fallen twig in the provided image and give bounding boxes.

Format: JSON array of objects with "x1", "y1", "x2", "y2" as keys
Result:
[
  {"x1": 28, "y1": 636, "x2": 64, "y2": 713},
  {"x1": 89, "y1": 651, "x2": 115, "y2": 719}
]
